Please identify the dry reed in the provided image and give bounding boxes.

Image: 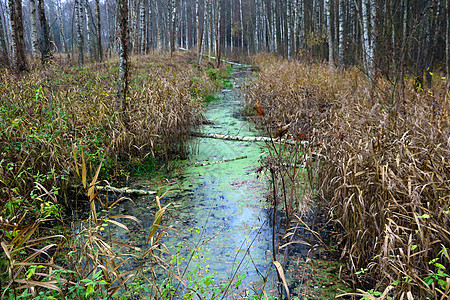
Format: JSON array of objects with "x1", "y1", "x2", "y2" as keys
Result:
[
  {"x1": 0, "y1": 52, "x2": 218, "y2": 206},
  {"x1": 245, "y1": 54, "x2": 450, "y2": 298}
]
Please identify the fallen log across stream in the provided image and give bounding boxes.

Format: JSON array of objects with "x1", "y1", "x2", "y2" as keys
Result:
[
  {"x1": 192, "y1": 132, "x2": 309, "y2": 145},
  {"x1": 193, "y1": 155, "x2": 247, "y2": 167}
]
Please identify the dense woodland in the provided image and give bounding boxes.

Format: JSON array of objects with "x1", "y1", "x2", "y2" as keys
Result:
[{"x1": 2, "y1": 0, "x2": 450, "y2": 82}]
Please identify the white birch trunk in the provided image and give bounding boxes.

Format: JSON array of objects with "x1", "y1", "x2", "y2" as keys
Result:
[
  {"x1": 204, "y1": 0, "x2": 209, "y2": 54},
  {"x1": 338, "y1": 0, "x2": 344, "y2": 69},
  {"x1": 299, "y1": 0, "x2": 304, "y2": 49},
  {"x1": 170, "y1": 0, "x2": 176, "y2": 53},
  {"x1": 361, "y1": 0, "x2": 369, "y2": 74},
  {"x1": 209, "y1": 0, "x2": 213, "y2": 56},
  {"x1": 139, "y1": 0, "x2": 145, "y2": 53},
  {"x1": 29, "y1": 0, "x2": 38, "y2": 58},
  {"x1": 230, "y1": 0, "x2": 233, "y2": 51},
  {"x1": 186, "y1": 0, "x2": 189, "y2": 49},
  {"x1": 287, "y1": 0, "x2": 291, "y2": 58},
  {"x1": 368, "y1": 0, "x2": 375, "y2": 77},
  {"x1": 239, "y1": 0, "x2": 243, "y2": 50},
  {"x1": 293, "y1": 0, "x2": 298, "y2": 55},
  {"x1": 75, "y1": 0, "x2": 84, "y2": 65},
  {"x1": 326, "y1": 0, "x2": 333, "y2": 70},
  {"x1": 196, "y1": 0, "x2": 203, "y2": 65},
  {"x1": 84, "y1": 0, "x2": 92, "y2": 60}
]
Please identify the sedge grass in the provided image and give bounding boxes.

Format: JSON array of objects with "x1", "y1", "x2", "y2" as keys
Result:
[{"x1": 245, "y1": 54, "x2": 449, "y2": 298}]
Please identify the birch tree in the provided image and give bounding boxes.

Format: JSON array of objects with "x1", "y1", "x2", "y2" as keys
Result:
[
  {"x1": 75, "y1": 0, "x2": 84, "y2": 65},
  {"x1": 84, "y1": 0, "x2": 92, "y2": 60},
  {"x1": 139, "y1": 0, "x2": 145, "y2": 54},
  {"x1": 361, "y1": 0, "x2": 370, "y2": 75},
  {"x1": 239, "y1": 0, "x2": 243, "y2": 51},
  {"x1": 326, "y1": 0, "x2": 333, "y2": 70},
  {"x1": 30, "y1": 0, "x2": 38, "y2": 58},
  {"x1": 196, "y1": 0, "x2": 203, "y2": 66},
  {"x1": 170, "y1": 0, "x2": 177, "y2": 54},
  {"x1": 338, "y1": 0, "x2": 344, "y2": 69}
]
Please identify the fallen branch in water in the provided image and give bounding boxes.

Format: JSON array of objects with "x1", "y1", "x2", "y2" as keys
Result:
[
  {"x1": 191, "y1": 132, "x2": 308, "y2": 145},
  {"x1": 95, "y1": 185, "x2": 156, "y2": 196},
  {"x1": 193, "y1": 155, "x2": 247, "y2": 167}
]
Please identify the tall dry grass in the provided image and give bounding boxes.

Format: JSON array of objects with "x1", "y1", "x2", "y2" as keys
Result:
[
  {"x1": 0, "y1": 155, "x2": 178, "y2": 299},
  {"x1": 0, "y1": 52, "x2": 217, "y2": 207},
  {"x1": 245, "y1": 54, "x2": 449, "y2": 298},
  {"x1": 0, "y1": 52, "x2": 219, "y2": 298}
]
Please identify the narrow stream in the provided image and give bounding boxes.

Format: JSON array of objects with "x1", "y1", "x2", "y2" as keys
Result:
[
  {"x1": 123, "y1": 65, "x2": 280, "y2": 297},
  {"x1": 168, "y1": 65, "x2": 277, "y2": 295}
]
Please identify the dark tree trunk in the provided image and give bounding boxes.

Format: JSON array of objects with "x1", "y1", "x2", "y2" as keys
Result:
[
  {"x1": 95, "y1": 0, "x2": 103, "y2": 61},
  {"x1": 0, "y1": 13, "x2": 8, "y2": 63},
  {"x1": 117, "y1": 0, "x2": 129, "y2": 113},
  {"x1": 38, "y1": 0, "x2": 52, "y2": 63},
  {"x1": 8, "y1": 0, "x2": 27, "y2": 71},
  {"x1": 216, "y1": 0, "x2": 222, "y2": 67}
]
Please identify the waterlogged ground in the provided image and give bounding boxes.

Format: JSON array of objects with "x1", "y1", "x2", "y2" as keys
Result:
[
  {"x1": 116, "y1": 65, "x2": 350, "y2": 299},
  {"x1": 165, "y1": 66, "x2": 277, "y2": 295},
  {"x1": 119, "y1": 65, "x2": 279, "y2": 298}
]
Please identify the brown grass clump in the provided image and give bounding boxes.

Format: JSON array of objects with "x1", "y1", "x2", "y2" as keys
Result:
[
  {"x1": 0, "y1": 52, "x2": 218, "y2": 206},
  {"x1": 0, "y1": 52, "x2": 220, "y2": 298},
  {"x1": 245, "y1": 54, "x2": 449, "y2": 298}
]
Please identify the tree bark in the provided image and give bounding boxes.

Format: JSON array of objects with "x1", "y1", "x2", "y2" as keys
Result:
[
  {"x1": 84, "y1": 0, "x2": 93, "y2": 60},
  {"x1": 0, "y1": 12, "x2": 8, "y2": 62},
  {"x1": 117, "y1": 0, "x2": 129, "y2": 114},
  {"x1": 196, "y1": 0, "x2": 204, "y2": 66},
  {"x1": 38, "y1": 0, "x2": 52, "y2": 63},
  {"x1": 139, "y1": 0, "x2": 145, "y2": 54},
  {"x1": 326, "y1": 0, "x2": 333, "y2": 70},
  {"x1": 216, "y1": 0, "x2": 222, "y2": 67},
  {"x1": 362, "y1": 0, "x2": 370, "y2": 75},
  {"x1": 171, "y1": 0, "x2": 177, "y2": 54},
  {"x1": 95, "y1": 0, "x2": 103, "y2": 60},
  {"x1": 75, "y1": 0, "x2": 84, "y2": 65},
  {"x1": 57, "y1": 0, "x2": 68, "y2": 54},
  {"x1": 338, "y1": 0, "x2": 344, "y2": 69},
  {"x1": 30, "y1": 0, "x2": 39, "y2": 58},
  {"x1": 446, "y1": 0, "x2": 449, "y2": 85},
  {"x1": 8, "y1": 0, "x2": 27, "y2": 71}
]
